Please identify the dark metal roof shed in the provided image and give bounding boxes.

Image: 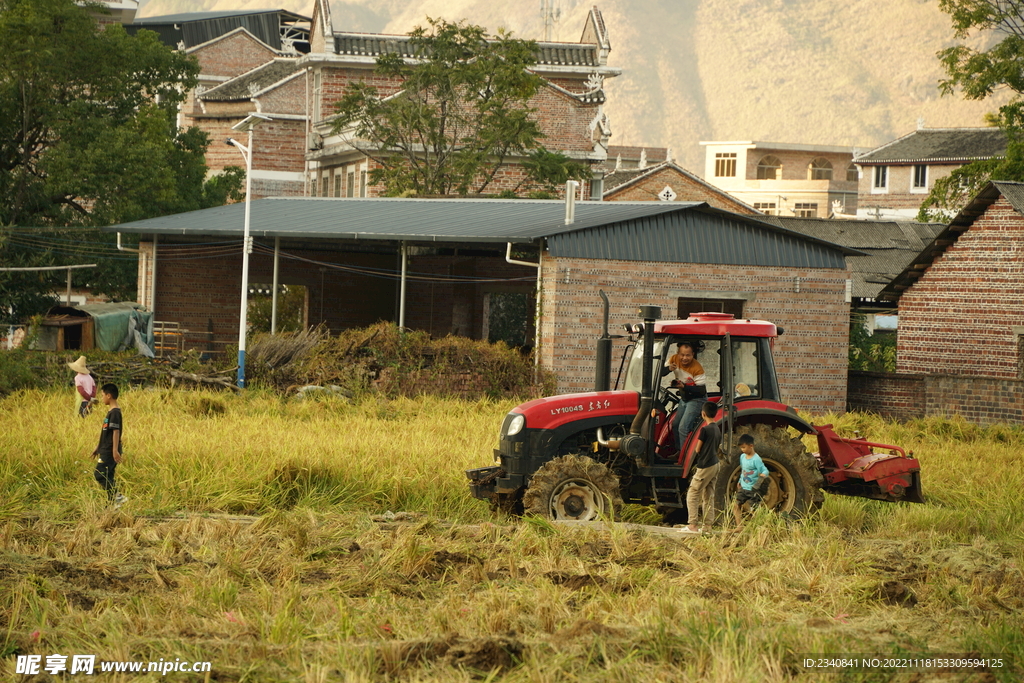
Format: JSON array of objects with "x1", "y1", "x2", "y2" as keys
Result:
[
  {"x1": 547, "y1": 207, "x2": 851, "y2": 269},
  {"x1": 129, "y1": 10, "x2": 310, "y2": 51},
  {"x1": 106, "y1": 198, "x2": 858, "y2": 269}
]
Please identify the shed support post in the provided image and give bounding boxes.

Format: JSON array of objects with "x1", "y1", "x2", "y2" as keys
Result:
[
  {"x1": 271, "y1": 236, "x2": 280, "y2": 335},
  {"x1": 399, "y1": 241, "x2": 407, "y2": 329}
]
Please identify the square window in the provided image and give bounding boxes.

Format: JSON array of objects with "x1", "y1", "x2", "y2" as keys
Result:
[
  {"x1": 360, "y1": 170, "x2": 367, "y2": 198},
  {"x1": 753, "y1": 202, "x2": 777, "y2": 215},
  {"x1": 334, "y1": 174, "x2": 341, "y2": 197},
  {"x1": 715, "y1": 153, "x2": 737, "y2": 177},
  {"x1": 347, "y1": 171, "x2": 355, "y2": 198},
  {"x1": 794, "y1": 202, "x2": 818, "y2": 218}
]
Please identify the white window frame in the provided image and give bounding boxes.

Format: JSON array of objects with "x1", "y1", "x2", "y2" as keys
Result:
[
  {"x1": 871, "y1": 165, "x2": 889, "y2": 194},
  {"x1": 911, "y1": 164, "x2": 928, "y2": 193},
  {"x1": 793, "y1": 202, "x2": 818, "y2": 218},
  {"x1": 714, "y1": 153, "x2": 737, "y2": 178}
]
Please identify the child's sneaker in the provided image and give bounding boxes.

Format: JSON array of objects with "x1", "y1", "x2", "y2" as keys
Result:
[{"x1": 113, "y1": 493, "x2": 127, "y2": 508}]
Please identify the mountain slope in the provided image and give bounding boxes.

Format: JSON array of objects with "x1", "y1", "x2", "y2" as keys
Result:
[{"x1": 138, "y1": 0, "x2": 1008, "y2": 170}]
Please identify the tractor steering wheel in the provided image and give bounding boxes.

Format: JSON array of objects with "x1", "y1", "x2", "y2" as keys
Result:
[{"x1": 659, "y1": 384, "x2": 682, "y2": 410}]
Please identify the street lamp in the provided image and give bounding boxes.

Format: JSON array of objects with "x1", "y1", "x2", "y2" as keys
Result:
[{"x1": 227, "y1": 113, "x2": 272, "y2": 388}]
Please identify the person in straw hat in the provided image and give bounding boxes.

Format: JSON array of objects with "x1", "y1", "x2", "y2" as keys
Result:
[{"x1": 68, "y1": 356, "x2": 97, "y2": 418}]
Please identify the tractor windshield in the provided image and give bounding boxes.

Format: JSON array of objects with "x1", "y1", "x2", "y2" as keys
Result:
[{"x1": 623, "y1": 335, "x2": 780, "y2": 401}]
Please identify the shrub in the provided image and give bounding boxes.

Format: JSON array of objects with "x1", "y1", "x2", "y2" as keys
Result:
[{"x1": 247, "y1": 322, "x2": 553, "y2": 399}]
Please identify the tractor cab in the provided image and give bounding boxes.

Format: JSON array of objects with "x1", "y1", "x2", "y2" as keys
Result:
[
  {"x1": 620, "y1": 313, "x2": 786, "y2": 460},
  {"x1": 621, "y1": 322, "x2": 782, "y2": 403}
]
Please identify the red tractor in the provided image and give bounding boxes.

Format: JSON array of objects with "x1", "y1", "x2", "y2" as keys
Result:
[{"x1": 467, "y1": 304, "x2": 923, "y2": 523}]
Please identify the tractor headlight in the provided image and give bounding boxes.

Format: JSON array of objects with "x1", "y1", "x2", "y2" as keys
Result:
[{"x1": 505, "y1": 414, "x2": 525, "y2": 437}]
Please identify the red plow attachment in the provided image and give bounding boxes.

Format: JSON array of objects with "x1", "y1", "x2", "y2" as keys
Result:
[{"x1": 812, "y1": 425, "x2": 924, "y2": 504}]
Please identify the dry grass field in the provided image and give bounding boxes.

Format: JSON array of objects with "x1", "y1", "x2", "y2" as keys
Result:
[{"x1": 1, "y1": 388, "x2": 1022, "y2": 681}]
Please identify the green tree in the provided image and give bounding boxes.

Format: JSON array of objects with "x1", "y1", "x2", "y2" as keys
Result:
[
  {"x1": 0, "y1": 0, "x2": 244, "y2": 316},
  {"x1": 920, "y1": 1, "x2": 1024, "y2": 220},
  {"x1": 330, "y1": 18, "x2": 592, "y2": 197}
]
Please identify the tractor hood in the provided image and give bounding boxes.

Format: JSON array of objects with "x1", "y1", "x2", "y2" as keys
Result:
[{"x1": 508, "y1": 391, "x2": 640, "y2": 433}]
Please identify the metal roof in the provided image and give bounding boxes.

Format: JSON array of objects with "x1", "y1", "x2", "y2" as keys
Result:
[
  {"x1": 855, "y1": 128, "x2": 1007, "y2": 165},
  {"x1": 547, "y1": 208, "x2": 852, "y2": 269},
  {"x1": 106, "y1": 198, "x2": 692, "y2": 242},
  {"x1": 105, "y1": 198, "x2": 856, "y2": 269},
  {"x1": 129, "y1": 10, "x2": 310, "y2": 50}
]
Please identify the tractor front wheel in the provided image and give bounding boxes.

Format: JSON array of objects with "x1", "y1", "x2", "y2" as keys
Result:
[
  {"x1": 523, "y1": 455, "x2": 623, "y2": 521},
  {"x1": 714, "y1": 424, "x2": 824, "y2": 519}
]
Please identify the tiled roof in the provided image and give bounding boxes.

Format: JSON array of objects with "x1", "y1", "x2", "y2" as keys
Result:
[
  {"x1": 201, "y1": 59, "x2": 301, "y2": 101},
  {"x1": 332, "y1": 33, "x2": 601, "y2": 67},
  {"x1": 602, "y1": 167, "x2": 654, "y2": 192},
  {"x1": 606, "y1": 146, "x2": 669, "y2": 163},
  {"x1": 760, "y1": 216, "x2": 944, "y2": 301},
  {"x1": 855, "y1": 128, "x2": 1007, "y2": 164}
]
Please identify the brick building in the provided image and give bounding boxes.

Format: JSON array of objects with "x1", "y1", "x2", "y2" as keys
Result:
[
  {"x1": 854, "y1": 127, "x2": 1007, "y2": 220},
  {"x1": 130, "y1": 10, "x2": 313, "y2": 199},
  {"x1": 849, "y1": 181, "x2": 1024, "y2": 424},
  {"x1": 602, "y1": 160, "x2": 758, "y2": 214},
  {"x1": 699, "y1": 141, "x2": 860, "y2": 217},
  {"x1": 303, "y1": 0, "x2": 618, "y2": 199},
  {"x1": 111, "y1": 199, "x2": 854, "y2": 410}
]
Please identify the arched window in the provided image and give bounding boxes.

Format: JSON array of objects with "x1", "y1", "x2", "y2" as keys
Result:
[
  {"x1": 846, "y1": 163, "x2": 858, "y2": 182},
  {"x1": 756, "y1": 155, "x2": 781, "y2": 180},
  {"x1": 809, "y1": 157, "x2": 833, "y2": 180}
]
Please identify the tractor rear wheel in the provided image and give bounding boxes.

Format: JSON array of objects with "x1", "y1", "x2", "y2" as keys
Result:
[
  {"x1": 523, "y1": 455, "x2": 623, "y2": 521},
  {"x1": 714, "y1": 424, "x2": 824, "y2": 519}
]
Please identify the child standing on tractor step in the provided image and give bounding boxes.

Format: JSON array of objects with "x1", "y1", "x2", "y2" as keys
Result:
[
  {"x1": 732, "y1": 433, "x2": 769, "y2": 528},
  {"x1": 685, "y1": 401, "x2": 721, "y2": 533},
  {"x1": 91, "y1": 383, "x2": 126, "y2": 508}
]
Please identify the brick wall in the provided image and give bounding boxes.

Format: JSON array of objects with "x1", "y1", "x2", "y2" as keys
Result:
[
  {"x1": 309, "y1": 62, "x2": 603, "y2": 197},
  {"x1": 605, "y1": 166, "x2": 758, "y2": 214},
  {"x1": 847, "y1": 371, "x2": 926, "y2": 421},
  {"x1": 848, "y1": 370, "x2": 1024, "y2": 425},
  {"x1": 189, "y1": 31, "x2": 278, "y2": 79},
  {"x1": 897, "y1": 196, "x2": 1024, "y2": 378},
  {"x1": 139, "y1": 241, "x2": 398, "y2": 354},
  {"x1": 538, "y1": 255, "x2": 851, "y2": 411}
]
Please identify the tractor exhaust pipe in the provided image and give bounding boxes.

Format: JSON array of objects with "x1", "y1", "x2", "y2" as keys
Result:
[
  {"x1": 595, "y1": 290, "x2": 612, "y2": 391},
  {"x1": 629, "y1": 305, "x2": 661, "y2": 436}
]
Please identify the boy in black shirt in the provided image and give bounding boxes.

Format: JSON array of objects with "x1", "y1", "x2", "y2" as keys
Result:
[
  {"x1": 685, "y1": 401, "x2": 721, "y2": 533},
  {"x1": 92, "y1": 383, "x2": 126, "y2": 508}
]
